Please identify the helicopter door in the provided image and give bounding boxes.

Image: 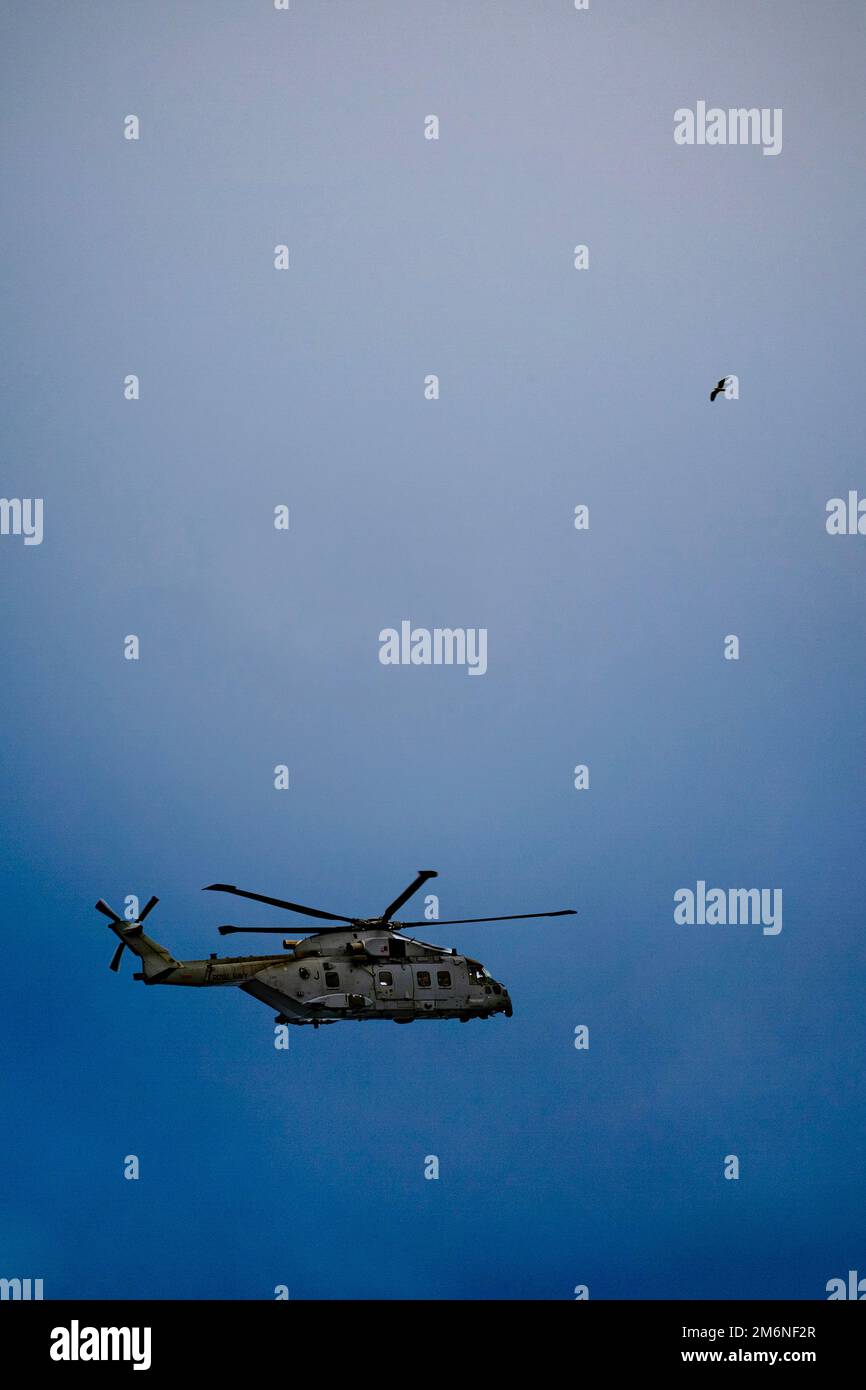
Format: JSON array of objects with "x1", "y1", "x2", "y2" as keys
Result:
[{"x1": 374, "y1": 963, "x2": 413, "y2": 1014}]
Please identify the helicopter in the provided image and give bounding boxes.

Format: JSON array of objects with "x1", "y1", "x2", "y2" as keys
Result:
[{"x1": 94, "y1": 870, "x2": 576, "y2": 1027}]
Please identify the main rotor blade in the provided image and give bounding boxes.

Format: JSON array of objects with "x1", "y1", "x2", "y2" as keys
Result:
[
  {"x1": 399, "y1": 909, "x2": 578, "y2": 925},
  {"x1": 204, "y1": 884, "x2": 358, "y2": 924},
  {"x1": 381, "y1": 870, "x2": 438, "y2": 922},
  {"x1": 217, "y1": 923, "x2": 354, "y2": 936},
  {"x1": 95, "y1": 898, "x2": 123, "y2": 924},
  {"x1": 109, "y1": 942, "x2": 126, "y2": 972},
  {"x1": 138, "y1": 895, "x2": 159, "y2": 921}
]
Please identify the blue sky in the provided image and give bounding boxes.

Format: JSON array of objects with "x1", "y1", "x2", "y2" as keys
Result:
[{"x1": 1, "y1": 0, "x2": 865, "y2": 1298}]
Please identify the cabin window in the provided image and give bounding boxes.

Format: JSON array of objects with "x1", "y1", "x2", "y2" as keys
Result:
[
  {"x1": 325, "y1": 971, "x2": 340, "y2": 988},
  {"x1": 416, "y1": 971, "x2": 431, "y2": 987},
  {"x1": 437, "y1": 970, "x2": 452, "y2": 988},
  {"x1": 378, "y1": 971, "x2": 393, "y2": 986}
]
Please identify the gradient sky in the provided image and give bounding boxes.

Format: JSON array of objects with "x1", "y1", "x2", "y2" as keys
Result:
[{"x1": 2, "y1": 0, "x2": 865, "y2": 1299}]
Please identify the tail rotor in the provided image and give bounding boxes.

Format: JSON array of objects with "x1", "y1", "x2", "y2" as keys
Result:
[{"x1": 95, "y1": 896, "x2": 159, "y2": 971}]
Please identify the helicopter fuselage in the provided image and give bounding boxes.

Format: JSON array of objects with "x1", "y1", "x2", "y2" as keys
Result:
[{"x1": 128, "y1": 922, "x2": 512, "y2": 1026}]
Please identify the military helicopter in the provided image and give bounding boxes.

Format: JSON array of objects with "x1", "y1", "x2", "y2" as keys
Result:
[{"x1": 95, "y1": 870, "x2": 576, "y2": 1027}]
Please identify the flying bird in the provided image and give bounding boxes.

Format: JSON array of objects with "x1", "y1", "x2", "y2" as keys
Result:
[{"x1": 710, "y1": 377, "x2": 729, "y2": 401}]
